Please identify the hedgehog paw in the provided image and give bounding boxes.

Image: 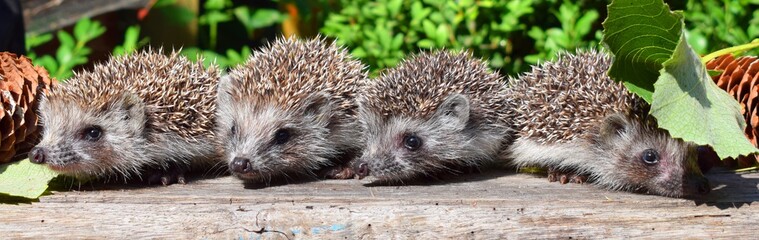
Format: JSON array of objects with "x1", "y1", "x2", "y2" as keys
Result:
[
  {"x1": 547, "y1": 168, "x2": 587, "y2": 184},
  {"x1": 146, "y1": 166, "x2": 187, "y2": 185},
  {"x1": 321, "y1": 165, "x2": 355, "y2": 179}
]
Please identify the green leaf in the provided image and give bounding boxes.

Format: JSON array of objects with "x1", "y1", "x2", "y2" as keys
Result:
[
  {"x1": 391, "y1": 33, "x2": 404, "y2": 50},
  {"x1": 376, "y1": 25, "x2": 392, "y2": 51},
  {"x1": 25, "y1": 33, "x2": 53, "y2": 51},
  {"x1": 57, "y1": 31, "x2": 75, "y2": 48},
  {"x1": 55, "y1": 41, "x2": 73, "y2": 67},
  {"x1": 204, "y1": 0, "x2": 230, "y2": 10},
  {"x1": 236, "y1": 7, "x2": 285, "y2": 32},
  {"x1": 73, "y1": 18, "x2": 105, "y2": 43},
  {"x1": 0, "y1": 159, "x2": 59, "y2": 199},
  {"x1": 651, "y1": 36, "x2": 759, "y2": 159},
  {"x1": 707, "y1": 69, "x2": 723, "y2": 77},
  {"x1": 546, "y1": 28, "x2": 569, "y2": 48},
  {"x1": 422, "y1": 20, "x2": 437, "y2": 39},
  {"x1": 435, "y1": 24, "x2": 449, "y2": 46},
  {"x1": 226, "y1": 48, "x2": 241, "y2": 62},
  {"x1": 575, "y1": 10, "x2": 599, "y2": 37},
  {"x1": 410, "y1": 3, "x2": 431, "y2": 27},
  {"x1": 351, "y1": 47, "x2": 367, "y2": 58},
  {"x1": 478, "y1": 0, "x2": 494, "y2": 8},
  {"x1": 250, "y1": 9, "x2": 286, "y2": 28},
  {"x1": 73, "y1": 18, "x2": 92, "y2": 40},
  {"x1": 602, "y1": 0, "x2": 682, "y2": 103},
  {"x1": 113, "y1": 25, "x2": 142, "y2": 56},
  {"x1": 387, "y1": 0, "x2": 403, "y2": 16},
  {"x1": 200, "y1": 11, "x2": 233, "y2": 25},
  {"x1": 417, "y1": 39, "x2": 435, "y2": 49},
  {"x1": 36, "y1": 55, "x2": 58, "y2": 76},
  {"x1": 684, "y1": 30, "x2": 708, "y2": 54}
]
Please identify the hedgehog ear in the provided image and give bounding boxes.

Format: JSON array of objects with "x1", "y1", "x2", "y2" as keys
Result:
[
  {"x1": 217, "y1": 75, "x2": 233, "y2": 105},
  {"x1": 303, "y1": 93, "x2": 332, "y2": 124},
  {"x1": 599, "y1": 113, "x2": 630, "y2": 141},
  {"x1": 116, "y1": 92, "x2": 146, "y2": 124},
  {"x1": 434, "y1": 94, "x2": 470, "y2": 127},
  {"x1": 219, "y1": 74, "x2": 234, "y2": 91}
]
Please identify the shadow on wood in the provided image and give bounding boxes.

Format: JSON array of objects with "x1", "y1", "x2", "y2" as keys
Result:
[
  {"x1": 695, "y1": 168, "x2": 759, "y2": 209},
  {"x1": 361, "y1": 167, "x2": 516, "y2": 187}
]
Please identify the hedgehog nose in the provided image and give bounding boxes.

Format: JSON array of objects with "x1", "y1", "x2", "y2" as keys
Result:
[
  {"x1": 697, "y1": 177, "x2": 711, "y2": 195},
  {"x1": 29, "y1": 147, "x2": 48, "y2": 164},
  {"x1": 230, "y1": 157, "x2": 253, "y2": 173},
  {"x1": 356, "y1": 163, "x2": 370, "y2": 179}
]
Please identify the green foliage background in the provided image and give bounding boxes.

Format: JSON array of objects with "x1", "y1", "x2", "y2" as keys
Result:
[
  {"x1": 320, "y1": 0, "x2": 604, "y2": 75},
  {"x1": 24, "y1": 0, "x2": 759, "y2": 78},
  {"x1": 318, "y1": 0, "x2": 759, "y2": 76}
]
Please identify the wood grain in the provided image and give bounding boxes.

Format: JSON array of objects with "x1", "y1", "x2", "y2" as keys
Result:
[
  {"x1": 22, "y1": 0, "x2": 151, "y2": 34},
  {"x1": 2, "y1": 168, "x2": 758, "y2": 239}
]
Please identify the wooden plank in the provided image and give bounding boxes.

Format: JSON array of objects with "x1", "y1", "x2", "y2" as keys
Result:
[
  {"x1": 1, "y1": 168, "x2": 758, "y2": 239},
  {"x1": 22, "y1": 0, "x2": 152, "y2": 34}
]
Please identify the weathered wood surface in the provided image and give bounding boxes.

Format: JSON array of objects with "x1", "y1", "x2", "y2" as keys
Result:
[
  {"x1": 2, "y1": 168, "x2": 759, "y2": 239},
  {"x1": 22, "y1": 0, "x2": 152, "y2": 34}
]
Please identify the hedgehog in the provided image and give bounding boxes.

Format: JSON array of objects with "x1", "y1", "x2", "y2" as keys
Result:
[
  {"x1": 506, "y1": 49, "x2": 710, "y2": 198},
  {"x1": 29, "y1": 49, "x2": 222, "y2": 185},
  {"x1": 352, "y1": 51, "x2": 512, "y2": 183},
  {"x1": 216, "y1": 37, "x2": 367, "y2": 183}
]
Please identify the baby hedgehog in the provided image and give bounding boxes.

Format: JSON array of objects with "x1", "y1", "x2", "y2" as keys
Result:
[
  {"x1": 353, "y1": 51, "x2": 512, "y2": 183},
  {"x1": 506, "y1": 49, "x2": 710, "y2": 198},
  {"x1": 30, "y1": 50, "x2": 221, "y2": 185},
  {"x1": 217, "y1": 37, "x2": 366, "y2": 183}
]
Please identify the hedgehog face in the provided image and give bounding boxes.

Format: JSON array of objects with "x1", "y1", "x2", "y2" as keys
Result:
[
  {"x1": 354, "y1": 94, "x2": 502, "y2": 182},
  {"x1": 30, "y1": 92, "x2": 149, "y2": 179},
  {"x1": 217, "y1": 90, "x2": 337, "y2": 182},
  {"x1": 594, "y1": 114, "x2": 710, "y2": 198}
]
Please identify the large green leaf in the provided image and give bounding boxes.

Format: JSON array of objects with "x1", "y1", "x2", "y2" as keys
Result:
[
  {"x1": 602, "y1": 0, "x2": 682, "y2": 103},
  {"x1": 0, "y1": 159, "x2": 59, "y2": 199},
  {"x1": 652, "y1": 37, "x2": 758, "y2": 159}
]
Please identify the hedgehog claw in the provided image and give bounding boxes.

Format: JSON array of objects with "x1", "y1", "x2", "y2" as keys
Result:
[
  {"x1": 159, "y1": 173, "x2": 186, "y2": 185},
  {"x1": 145, "y1": 165, "x2": 188, "y2": 185},
  {"x1": 321, "y1": 165, "x2": 355, "y2": 179},
  {"x1": 547, "y1": 168, "x2": 587, "y2": 185}
]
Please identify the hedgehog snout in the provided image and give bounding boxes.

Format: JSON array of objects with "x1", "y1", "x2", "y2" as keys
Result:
[
  {"x1": 351, "y1": 157, "x2": 370, "y2": 179},
  {"x1": 697, "y1": 177, "x2": 711, "y2": 195},
  {"x1": 689, "y1": 174, "x2": 711, "y2": 196},
  {"x1": 356, "y1": 163, "x2": 370, "y2": 179},
  {"x1": 230, "y1": 156, "x2": 253, "y2": 174},
  {"x1": 29, "y1": 147, "x2": 48, "y2": 164}
]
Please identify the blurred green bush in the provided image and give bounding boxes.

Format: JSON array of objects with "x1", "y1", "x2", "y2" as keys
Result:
[
  {"x1": 320, "y1": 0, "x2": 759, "y2": 76},
  {"x1": 23, "y1": 0, "x2": 759, "y2": 78},
  {"x1": 320, "y1": 0, "x2": 601, "y2": 75},
  {"x1": 683, "y1": 0, "x2": 759, "y2": 55}
]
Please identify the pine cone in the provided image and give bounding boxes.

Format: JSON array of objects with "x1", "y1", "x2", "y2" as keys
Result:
[
  {"x1": 0, "y1": 52, "x2": 56, "y2": 163},
  {"x1": 705, "y1": 54, "x2": 759, "y2": 167}
]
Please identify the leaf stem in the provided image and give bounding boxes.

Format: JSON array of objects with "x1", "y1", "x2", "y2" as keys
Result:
[
  {"x1": 735, "y1": 166, "x2": 758, "y2": 173},
  {"x1": 701, "y1": 39, "x2": 759, "y2": 64}
]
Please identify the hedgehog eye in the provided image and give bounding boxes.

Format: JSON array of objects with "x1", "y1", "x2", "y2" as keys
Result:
[
  {"x1": 230, "y1": 123, "x2": 237, "y2": 135},
  {"x1": 403, "y1": 134, "x2": 422, "y2": 151},
  {"x1": 641, "y1": 149, "x2": 659, "y2": 165},
  {"x1": 82, "y1": 126, "x2": 103, "y2": 142},
  {"x1": 273, "y1": 129, "x2": 291, "y2": 145}
]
